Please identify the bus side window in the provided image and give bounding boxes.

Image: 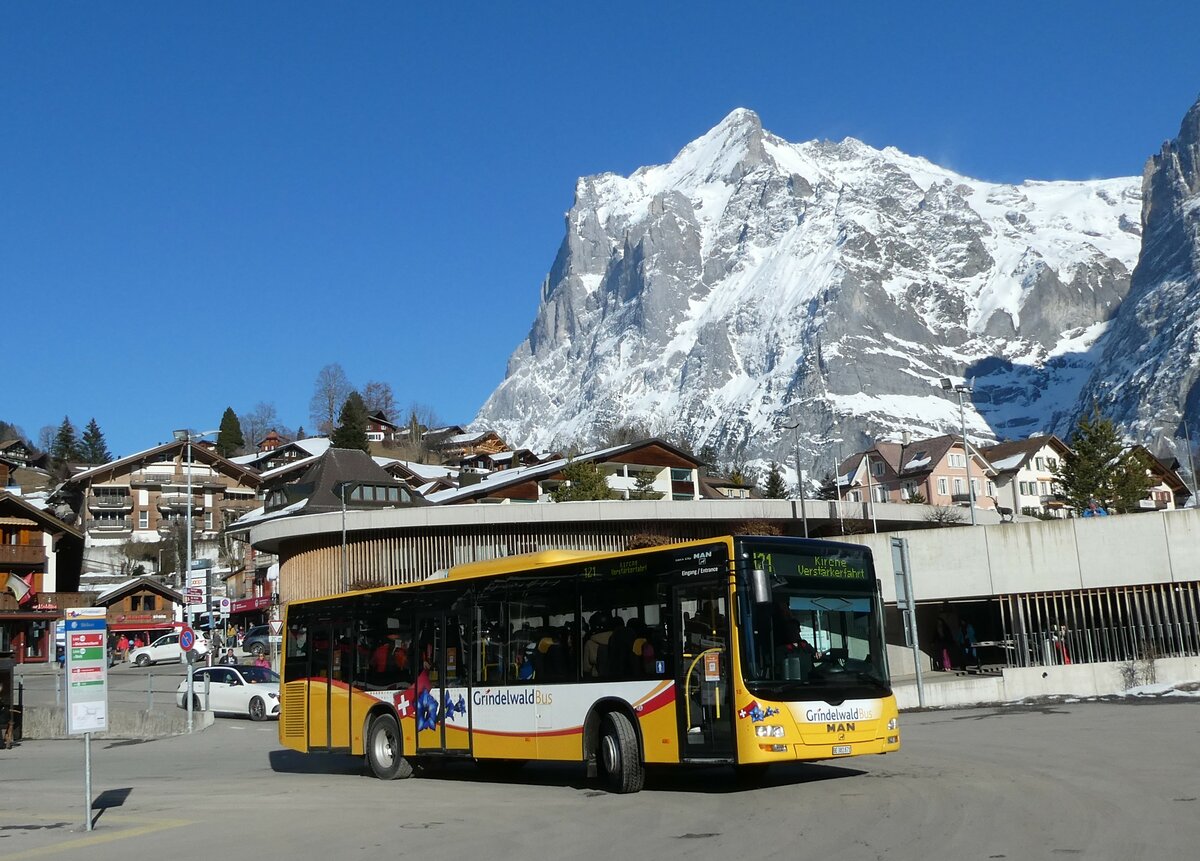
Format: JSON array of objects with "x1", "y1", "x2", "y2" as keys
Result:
[{"x1": 284, "y1": 608, "x2": 309, "y2": 683}]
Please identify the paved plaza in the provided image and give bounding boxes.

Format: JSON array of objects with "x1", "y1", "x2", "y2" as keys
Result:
[{"x1": 1, "y1": 696, "x2": 1198, "y2": 861}]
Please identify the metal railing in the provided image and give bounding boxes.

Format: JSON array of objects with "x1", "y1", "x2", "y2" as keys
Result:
[
  {"x1": 88, "y1": 518, "x2": 133, "y2": 531},
  {"x1": 87, "y1": 494, "x2": 133, "y2": 509}
]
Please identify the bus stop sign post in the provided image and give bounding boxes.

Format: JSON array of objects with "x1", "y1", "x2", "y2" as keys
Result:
[
  {"x1": 65, "y1": 607, "x2": 108, "y2": 832},
  {"x1": 891, "y1": 536, "x2": 926, "y2": 708}
]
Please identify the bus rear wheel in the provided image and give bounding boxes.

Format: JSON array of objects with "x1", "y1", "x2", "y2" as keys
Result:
[
  {"x1": 598, "y1": 711, "x2": 644, "y2": 794},
  {"x1": 366, "y1": 714, "x2": 413, "y2": 780}
]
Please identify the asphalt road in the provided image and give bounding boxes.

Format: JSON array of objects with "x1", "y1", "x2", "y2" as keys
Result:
[{"x1": 1, "y1": 700, "x2": 1198, "y2": 861}]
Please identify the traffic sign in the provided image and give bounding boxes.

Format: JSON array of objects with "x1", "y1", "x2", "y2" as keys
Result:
[
  {"x1": 180, "y1": 626, "x2": 196, "y2": 651},
  {"x1": 269, "y1": 619, "x2": 283, "y2": 636}
]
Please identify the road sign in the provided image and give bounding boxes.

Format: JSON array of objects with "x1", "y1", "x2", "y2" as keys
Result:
[
  {"x1": 65, "y1": 607, "x2": 108, "y2": 735},
  {"x1": 180, "y1": 627, "x2": 196, "y2": 651},
  {"x1": 269, "y1": 619, "x2": 283, "y2": 636}
]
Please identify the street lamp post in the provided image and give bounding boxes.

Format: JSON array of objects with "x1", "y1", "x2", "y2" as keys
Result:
[
  {"x1": 780, "y1": 420, "x2": 809, "y2": 538},
  {"x1": 940, "y1": 379, "x2": 977, "y2": 526},
  {"x1": 336, "y1": 482, "x2": 361, "y2": 594},
  {"x1": 173, "y1": 427, "x2": 218, "y2": 726}
]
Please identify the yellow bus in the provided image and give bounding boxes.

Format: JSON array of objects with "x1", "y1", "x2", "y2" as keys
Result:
[{"x1": 278, "y1": 535, "x2": 899, "y2": 792}]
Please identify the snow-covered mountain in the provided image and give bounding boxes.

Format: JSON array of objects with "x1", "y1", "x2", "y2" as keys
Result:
[
  {"x1": 1063, "y1": 96, "x2": 1200, "y2": 458},
  {"x1": 475, "y1": 108, "x2": 1142, "y2": 470}
]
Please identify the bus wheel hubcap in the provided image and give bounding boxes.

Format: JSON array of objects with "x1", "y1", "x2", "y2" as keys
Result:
[{"x1": 601, "y1": 735, "x2": 618, "y2": 772}]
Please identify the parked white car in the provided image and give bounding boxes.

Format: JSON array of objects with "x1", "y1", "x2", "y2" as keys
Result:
[
  {"x1": 128, "y1": 631, "x2": 209, "y2": 666},
  {"x1": 176, "y1": 665, "x2": 280, "y2": 720}
]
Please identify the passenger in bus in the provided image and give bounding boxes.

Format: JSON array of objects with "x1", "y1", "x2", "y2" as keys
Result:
[
  {"x1": 583, "y1": 613, "x2": 615, "y2": 677},
  {"x1": 515, "y1": 643, "x2": 536, "y2": 680}
]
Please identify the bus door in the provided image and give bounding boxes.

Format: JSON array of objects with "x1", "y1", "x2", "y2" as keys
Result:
[
  {"x1": 306, "y1": 612, "x2": 353, "y2": 751},
  {"x1": 674, "y1": 583, "x2": 734, "y2": 761},
  {"x1": 414, "y1": 612, "x2": 471, "y2": 754}
]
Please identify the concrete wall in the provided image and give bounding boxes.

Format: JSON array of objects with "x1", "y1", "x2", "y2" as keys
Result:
[
  {"x1": 850, "y1": 508, "x2": 1200, "y2": 601},
  {"x1": 894, "y1": 656, "x2": 1200, "y2": 710}
]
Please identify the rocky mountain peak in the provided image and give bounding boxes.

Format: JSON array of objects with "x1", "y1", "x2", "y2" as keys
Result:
[{"x1": 478, "y1": 110, "x2": 1143, "y2": 472}]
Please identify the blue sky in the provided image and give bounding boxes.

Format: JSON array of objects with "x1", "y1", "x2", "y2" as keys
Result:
[{"x1": 3, "y1": 2, "x2": 1198, "y2": 457}]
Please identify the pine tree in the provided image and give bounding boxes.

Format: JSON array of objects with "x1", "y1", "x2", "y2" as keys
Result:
[
  {"x1": 764, "y1": 462, "x2": 787, "y2": 498},
  {"x1": 80, "y1": 418, "x2": 111, "y2": 464},
  {"x1": 50, "y1": 416, "x2": 81, "y2": 464},
  {"x1": 551, "y1": 460, "x2": 612, "y2": 502},
  {"x1": 216, "y1": 407, "x2": 245, "y2": 457},
  {"x1": 1111, "y1": 448, "x2": 1157, "y2": 514},
  {"x1": 814, "y1": 472, "x2": 839, "y2": 500},
  {"x1": 331, "y1": 391, "x2": 370, "y2": 452},
  {"x1": 630, "y1": 470, "x2": 664, "y2": 500},
  {"x1": 1056, "y1": 407, "x2": 1150, "y2": 513}
]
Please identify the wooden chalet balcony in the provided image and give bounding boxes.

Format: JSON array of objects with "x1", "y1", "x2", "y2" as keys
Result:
[
  {"x1": 87, "y1": 494, "x2": 133, "y2": 511},
  {"x1": 0, "y1": 544, "x2": 46, "y2": 566}
]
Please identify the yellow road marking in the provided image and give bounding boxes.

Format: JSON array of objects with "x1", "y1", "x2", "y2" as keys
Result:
[{"x1": 0, "y1": 816, "x2": 191, "y2": 860}]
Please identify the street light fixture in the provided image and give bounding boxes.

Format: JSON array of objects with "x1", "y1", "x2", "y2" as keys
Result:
[{"x1": 940, "y1": 379, "x2": 977, "y2": 526}]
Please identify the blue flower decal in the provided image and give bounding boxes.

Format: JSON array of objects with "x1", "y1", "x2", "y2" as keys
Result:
[
  {"x1": 443, "y1": 692, "x2": 466, "y2": 721},
  {"x1": 416, "y1": 688, "x2": 440, "y2": 732}
]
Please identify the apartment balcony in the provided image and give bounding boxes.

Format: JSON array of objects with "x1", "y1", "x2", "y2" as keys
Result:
[
  {"x1": 88, "y1": 518, "x2": 133, "y2": 534},
  {"x1": 158, "y1": 492, "x2": 203, "y2": 512},
  {"x1": 157, "y1": 520, "x2": 203, "y2": 536},
  {"x1": 87, "y1": 494, "x2": 133, "y2": 511},
  {"x1": 950, "y1": 493, "x2": 974, "y2": 504},
  {"x1": 0, "y1": 544, "x2": 46, "y2": 566},
  {"x1": 130, "y1": 470, "x2": 175, "y2": 485}
]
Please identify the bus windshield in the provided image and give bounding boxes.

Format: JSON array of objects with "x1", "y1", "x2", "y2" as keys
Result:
[{"x1": 738, "y1": 541, "x2": 889, "y2": 697}]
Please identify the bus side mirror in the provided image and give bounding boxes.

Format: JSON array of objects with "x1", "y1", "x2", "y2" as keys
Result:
[{"x1": 749, "y1": 568, "x2": 772, "y2": 605}]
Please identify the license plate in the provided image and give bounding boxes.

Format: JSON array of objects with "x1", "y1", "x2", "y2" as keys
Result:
[{"x1": 832, "y1": 744, "x2": 852, "y2": 756}]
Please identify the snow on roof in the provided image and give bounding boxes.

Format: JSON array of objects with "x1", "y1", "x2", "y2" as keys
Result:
[
  {"x1": 294, "y1": 438, "x2": 331, "y2": 457},
  {"x1": 904, "y1": 455, "x2": 932, "y2": 470},
  {"x1": 230, "y1": 499, "x2": 307, "y2": 530},
  {"x1": 228, "y1": 453, "x2": 259, "y2": 465},
  {"x1": 990, "y1": 452, "x2": 1028, "y2": 472},
  {"x1": 445, "y1": 432, "x2": 487, "y2": 444},
  {"x1": 258, "y1": 454, "x2": 322, "y2": 481}
]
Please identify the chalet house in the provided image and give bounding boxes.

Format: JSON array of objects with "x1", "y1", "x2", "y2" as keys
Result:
[
  {"x1": 425, "y1": 439, "x2": 708, "y2": 505},
  {"x1": 257, "y1": 430, "x2": 285, "y2": 453},
  {"x1": 232, "y1": 437, "x2": 330, "y2": 473},
  {"x1": 981, "y1": 435, "x2": 1072, "y2": 518},
  {"x1": 701, "y1": 475, "x2": 763, "y2": 500},
  {"x1": 426, "y1": 428, "x2": 509, "y2": 461},
  {"x1": 0, "y1": 492, "x2": 85, "y2": 664},
  {"x1": 59, "y1": 441, "x2": 263, "y2": 581},
  {"x1": 366, "y1": 411, "x2": 403, "y2": 443},
  {"x1": 92, "y1": 576, "x2": 184, "y2": 643},
  {"x1": 1128, "y1": 447, "x2": 1191, "y2": 512},
  {"x1": 838, "y1": 435, "x2": 996, "y2": 511},
  {"x1": 456, "y1": 448, "x2": 543, "y2": 473}
]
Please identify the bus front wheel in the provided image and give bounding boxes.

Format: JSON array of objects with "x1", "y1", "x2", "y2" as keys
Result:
[
  {"x1": 599, "y1": 711, "x2": 644, "y2": 794},
  {"x1": 366, "y1": 714, "x2": 413, "y2": 780}
]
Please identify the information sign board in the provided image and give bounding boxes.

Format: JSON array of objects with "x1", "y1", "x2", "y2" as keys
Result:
[
  {"x1": 64, "y1": 607, "x2": 108, "y2": 735},
  {"x1": 180, "y1": 627, "x2": 196, "y2": 651}
]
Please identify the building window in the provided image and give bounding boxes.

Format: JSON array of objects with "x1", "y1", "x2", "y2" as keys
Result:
[
  {"x1": 138, "y1": 510, "x2": 149, "y2": 529},
  {"x1": 970, "y1": 478, "x2": 980, "y2": 496},
  {"x1": 204, "y1": 511, "x2": 214, "y2": 530},
  {"x1": 987, "y1": 481, "x2": 996, "y2": 496},
  {"x1": 1035, "y1": 457, "x2": 1045, "y2": 470},
  {"x1": 849, "y1": 491, "x2": 861, "y2": 502},
  {"x1": 953, "y1": 478, "x2": 965, "y2": 495},
  {"x1": 948, "y1": 453, "x2": 965, "y2": 468},
  {"x1": 871, "y1": 461, "x2": 884, "y2": 477},
  {"x1": 937, "y1": 477, "x2": 948, "y2": 496},
  {"x1": 1047, "y1": 458, "x2": 1058, "y2": 471},
  {"x1": 1040, "y1": 481, "x2": 1050, "y2": 496},
  {"x1": 873, "y1": 485, "x2": 888, "y2": 503},
  {"x1": 670, "y1": 468, "x2": 692, "y2": 481}
]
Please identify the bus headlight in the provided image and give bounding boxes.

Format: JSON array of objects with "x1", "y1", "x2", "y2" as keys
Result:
[
  {"x1": 754, "y1": 725, "x2": 785, "y2": 738},
  {"x1": 887, "y1": 717, "x2": 898, "y2": 731}
]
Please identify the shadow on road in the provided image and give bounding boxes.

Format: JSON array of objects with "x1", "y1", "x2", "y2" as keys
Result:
[
  {"x1": 91, "y1": 787, "x2": 133, "y2": 827},
  {"x1": 268, "y1": 748, "x2": 365, "y2": 776}
]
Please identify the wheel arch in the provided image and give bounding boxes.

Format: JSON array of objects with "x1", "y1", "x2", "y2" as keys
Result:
[
  {"x1": 582, "y1": 698, "x2": 643, "y2": 766},
  {"x1": 363, "y1": 703, "x2": 404, "y2": 757}
]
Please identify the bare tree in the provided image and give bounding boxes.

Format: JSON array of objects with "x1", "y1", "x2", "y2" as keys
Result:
[
  {"x1": 242, "y1": 402, "x2": 283, "y2": 449},
  {"x1": 924, "y1": 505, "x2": 967, "y2": 525},
  {"x1": 309, "y1": 363, "x2": 353, "y2": 436},
  {"x1": 362, "y1": 381, "x2": 398, "y2": 421}
]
